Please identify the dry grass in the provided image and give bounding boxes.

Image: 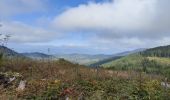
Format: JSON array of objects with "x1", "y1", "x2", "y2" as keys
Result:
[
  {"x1": 0, "y1": 58, "x2": 167, "y2": 99},
  {"x1": 2, "y1": 58, "x2": 164, "y2": 81}
]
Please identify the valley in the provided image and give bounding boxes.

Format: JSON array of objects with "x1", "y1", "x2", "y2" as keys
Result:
[
  {"x1": 0, "y1": 45, "x2": 170, "y2": 99},
  {"x1": 1, "y1": 0, "x2": 170, "y2": 99}
]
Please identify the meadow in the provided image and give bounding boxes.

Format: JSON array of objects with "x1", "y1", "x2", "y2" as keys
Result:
[{"x1": 0, "y1": 55, "x2": 169, "y2": 100}]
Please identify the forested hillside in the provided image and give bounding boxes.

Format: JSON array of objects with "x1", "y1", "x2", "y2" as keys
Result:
[
  {"x1": 0, "y1": 46, "x2": 25, "y2": 58},
  {"x1": 98, "y1": 45, "x2": 170, "y2": 80},
  {"x1": 140, "y1": 45, "x2": 170, "y2": 57}
]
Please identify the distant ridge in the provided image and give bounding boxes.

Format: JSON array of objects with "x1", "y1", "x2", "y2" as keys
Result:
[
  {"x1": 54, "y1": 53, "x2": 112, "y2": 65},
  {"x1": 113, "y1": 48, "x2": 146, "y2": 57},
  {"x1": 21, "y1": 52, "x2": 52, "y2": 59},
  {"x1": 140, "y1": 45, "x2": 170, "y2": 57},
  {"x1": 98, "y1": 44, "x2": 170, "y2": 72},
  {"x1": 21, "y1": 48, "x2": 146, "y2": 65},
  {"x1": 90, "y1": 48, "x2": 146, "y2": 67},
  {"x1": 0, "y1": 46, "x2": 25, "y2": 58}
]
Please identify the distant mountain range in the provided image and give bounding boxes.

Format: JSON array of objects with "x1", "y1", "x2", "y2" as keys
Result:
[
  {"x1": 55, "y1": 48, "x2": 146, "y2": 65},
  {"x1": 21, "y1": 52, "x2": 52, "y2": 60},
  {"x1": 1, "y1": 45, "x2": 170, "y2": 78},
  {"x1": 20, "y1": 52, "x2": 112, "y2": 64},
  {"x1": 0, "y1": 46, "x2": 145, "y2": 66},
  {"x1": 89, "y1": 48, "x2": 145, "y2": 67},
  {"x1": 53, "y1": 54, "x2": 112, "y2": 65}
]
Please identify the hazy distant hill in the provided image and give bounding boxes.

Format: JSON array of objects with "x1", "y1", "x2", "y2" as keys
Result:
[
  {"x1": 53, "y1": 49, "x2": 146, "y2": 65},
  {"x1": 22, "y1": 52, "x2": 53, "y2": 60},
  {"x1": 0, "y1": 46, "x2": 25, "y2": 58},
  {"x1": 114, "y1": 48, "x2": 146, "y2": 56},
  {"x1": 54, "y1": 54, "x2": 112, "y2": 65},
  {"x1": 21, "y1": 48, "x2": 145, "y2": 65},
  {"x1": 21, "y1": 53, "x2": 113, "y2": 65}
]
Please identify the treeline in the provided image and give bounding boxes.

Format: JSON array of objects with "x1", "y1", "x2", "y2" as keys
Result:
[{"x1": 140, "y1": 45, "x2": 170, "y2": 57}]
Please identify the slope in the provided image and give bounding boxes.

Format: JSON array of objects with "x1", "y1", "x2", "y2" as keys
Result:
[
  {"x1": 90, "y1": 48, "x2": 145, "y2": 67},
  {"x1": 0, "y1": 46, "x2": 25, "y2": 58},
  {"x1": 101, "y1": 45, "x2": 170, "y2": 78}
]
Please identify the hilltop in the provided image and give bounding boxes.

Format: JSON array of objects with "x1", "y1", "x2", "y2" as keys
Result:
[
  {"x1": 140, "y1": 45, "x2": 170, "y2": 57},
  {"x1": 0, "y1": 46, "x2": 25, "y2": 58}
]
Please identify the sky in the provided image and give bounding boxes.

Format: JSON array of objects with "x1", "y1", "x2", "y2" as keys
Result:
[{"x1": 0, "y1": 0, "x2": 170, "y2": 54}]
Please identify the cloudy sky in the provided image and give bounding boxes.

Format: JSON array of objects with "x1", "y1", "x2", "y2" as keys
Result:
[{"x1": 0, "y1": 0, "x2": 170, "y2": 54}]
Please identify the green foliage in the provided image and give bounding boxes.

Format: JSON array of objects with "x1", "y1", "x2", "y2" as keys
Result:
[
  {"x1": 131, "y1": 79, "x2": 165, "y2": 100},
  {"x1": 41, "y1": 80, "x2": 68, "y2": 99},
  {"x1": 102, "y1": 52, "x2": 170, "y2": 80},
  {"x1": 76, "y1": 79, "x2": 98, "y2": 96},
  {"x1": 103, "y1": 54, "x2": 143, "y2": 70},
  {"x1": 140, "y1": 58, "x2": 162, "y2": 74},
  {"x1": 140, "y1": 45, "x2": 170, "y2": 58}
]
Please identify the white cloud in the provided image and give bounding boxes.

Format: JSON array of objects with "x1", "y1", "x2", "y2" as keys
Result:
[
  {"x1": 53, "y1": 0, "x2": 170, "y2": 39},
  {"x1": 0, "y1": 21, "x2": 60, "y2": 43},
  {"x1": 0, "y1": 0, "x2": 46, "y2": 17},
  {"x1": 0, "y1": 0, "x2": 60, "y2": 43},
  {"x1": 50, "y1": 0, "x2": 170, "y2": 51},
  {"x1": 1, "y1": 0, "x2": 170, "y2": 54}
]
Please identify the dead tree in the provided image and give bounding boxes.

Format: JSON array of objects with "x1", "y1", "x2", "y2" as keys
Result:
[
  {"x1": 3, "y1": 34, "x2": 11, "y2": 46},
  {"x1": 0, "y1": 24, "x2": 3, "y2": 46},
  {"x1": 48, "y1": 48, "x2": 53, "y2": 79},
  {"x1": 0, "y1": 24, "x2": 11, "y2": 46}
]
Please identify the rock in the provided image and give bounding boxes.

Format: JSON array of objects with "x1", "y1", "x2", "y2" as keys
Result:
[
  {"x1": 17, "y1": 80, "x2": 26, "y2": 91},
  {"x1": 161, "y1": 82, "x2": 170, "y2": 88},
  {"x1": 9, "y1": 77, "x2": 16, "y2": 83},
  {"x1": 65, "y1": 96, "x2": 70, "y2": 100}
]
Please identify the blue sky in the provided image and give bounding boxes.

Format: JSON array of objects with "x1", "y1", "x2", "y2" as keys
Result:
[{"x1": 0, "y1": 0, "x2": 170, "y2": 54}]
